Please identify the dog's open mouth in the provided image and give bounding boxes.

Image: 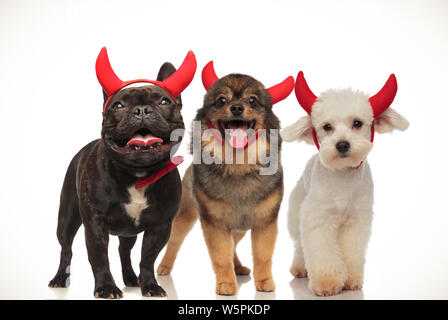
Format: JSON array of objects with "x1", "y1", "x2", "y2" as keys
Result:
[
  {"x1": 126, "y1": 128, "x2": 163, "y2": 151},
  {"x1": 107, "y1": 128, "x2": 178, "y2": 154},
  {"x1": 218, "y1": 120, "x2": 256, "y2": 149}
]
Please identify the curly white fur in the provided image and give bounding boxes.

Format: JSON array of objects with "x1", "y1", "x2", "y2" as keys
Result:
[{"x1": 282, "y1": 88, "x2": 408, "y2": 296}]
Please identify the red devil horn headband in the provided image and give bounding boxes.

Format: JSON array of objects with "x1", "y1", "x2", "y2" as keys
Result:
[
  {"x1": 201, "y1": 61, "x2": 294, "y2": 105},
  {"x1": 294, "y1": 71, "x2": 317, "y2": 115},
  {"x1": 201, "y1": 61, "x2": 219, "y2": 91},
  {"x1": 96, "y1": 47, "x2": 197, "y2": 100},
  {"x1": 369, "y1": 74, "x2": 397, "y2": 118},
  {"x1": 295, "y1": 71, "x2": 397, "y2": 118},
  {"x1": 96, "y1": 48, "x2": 123, "y2": 96}
]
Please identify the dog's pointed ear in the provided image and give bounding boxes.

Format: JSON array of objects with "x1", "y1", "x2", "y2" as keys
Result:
[
  {"x1": 157, "y1": 62, "x2": 182, "y2": 106},
  {"x1": 374, "y1": 108, "x2": 409, "y2": 134},
  {"x1": 281, "y1": 116, "x2": 314, "y2": 144},
  {"x1": 102, "y1": 90, "x2": 108, "y2": 103}
]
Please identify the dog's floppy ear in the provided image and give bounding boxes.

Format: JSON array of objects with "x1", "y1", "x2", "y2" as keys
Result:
[
  {"x1": 374, "y1": 108, "x2": 409, "y2": 134},
  {"x1": 280, "y1": 116, "x2": 314, "y2": 144},
  {"x1": 157, "y1": 62, "x2": 182, "y2": 106}
]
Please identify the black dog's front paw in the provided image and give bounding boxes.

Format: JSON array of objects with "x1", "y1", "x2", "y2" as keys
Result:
[
  {"x1": 94, "y1": 284, "x2": 123, "y2": 299},
  {"x1": 141, "y1": 283, "x2": 167, "y2": 297},
  {"x1": 49, "y1": 273, "x2": 70, "y2": 288}
]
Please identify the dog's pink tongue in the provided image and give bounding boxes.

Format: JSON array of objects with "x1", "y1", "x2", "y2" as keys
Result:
[
  {"x1": 127, "y1": 133, "x2": 162, "y2": 147},
  {"x1": 229, "y1": 128, "x2": 248, "y2": 149}
]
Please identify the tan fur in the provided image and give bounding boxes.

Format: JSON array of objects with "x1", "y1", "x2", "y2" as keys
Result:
[
  {"x1": 157, "y1": 166, "x2": 198, "y2": 275},
  {"x1": 194, "y1": 186, "x2": 281, "y2": 229},
  {"x1": 201, "y1": 218, "x2": 238, "y2": 295},
  {"x1": 249, "y1": 189, "x2": 283, "y2": 290},
  {"x1": 232, "y1": 231, "x2": 250, "y2": 275},
  {"x1": 251, "y1": 218, "x2": 278, "y2": 292},
  {"x1": 195, "y1": 188, "x2": 233, "y2": 225},
  {"x1": 158, "y1": 158, "x2": 282, "y2": 295},
  {"x1": 158, "y1": 168, "x2": 281, "y2": 292},
  {"x1": 157, "y1": 165, "x2": 279, "y2": 280},
  {"x1": 157, "y1": 74, "x2": 283, "y2": 295},
  {"x1": 250, "y1": 187, "x2": 283, "y2": 227}
]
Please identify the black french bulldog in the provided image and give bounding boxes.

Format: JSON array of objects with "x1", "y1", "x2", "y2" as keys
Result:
[{"x1": 48, "y1": 59, "x2": 187, "y2": 298}]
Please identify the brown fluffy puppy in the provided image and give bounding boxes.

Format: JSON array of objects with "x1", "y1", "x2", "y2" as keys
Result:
[{"x1": 157, "y1": 74, "x2": 283, "y2": 295}]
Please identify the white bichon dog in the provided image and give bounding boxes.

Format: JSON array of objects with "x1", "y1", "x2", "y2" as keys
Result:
[{"x1": 281, "y1": 72, "x2": 409, "y2": 296}]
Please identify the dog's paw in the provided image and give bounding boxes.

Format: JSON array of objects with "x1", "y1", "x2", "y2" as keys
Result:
[
  {"x1": 309, "y1": 276, "x2": 344, "y2": 297},
  {"x1": 235, "y1": 265, "x2": 251, "y2": 276},
  {"x1": 141, "y1": 283, "x2": 167, "y2": 297},
  {"x1": 123, "y1": 273, "x2": 140, "y2": 287},
  {"x1": 255, "y1": 279, "x2": 276, "y2": 292},
  {"x1": 94, "y1": 284, "x2": 123, "y2": 299},
  {"x1": 216, "y1": 281, "x2": 238, "y2": 296},
  {"x1": 290, "y1": 265, "x2": 308, "y2": 278},
  {"x1": 157, "y1": 264, "x2": 172, "y2": 276},
  {"x1": 343, "y1": 275, "x2": 363, "y2": 291},
  {"x1": 48, "y1": 274, "x2": 70, "y2": 288}
]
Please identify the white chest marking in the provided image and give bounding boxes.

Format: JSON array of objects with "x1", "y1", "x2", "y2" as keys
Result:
[{"x1": 124, "y1": 186, "x2": 148, "y2": 226}]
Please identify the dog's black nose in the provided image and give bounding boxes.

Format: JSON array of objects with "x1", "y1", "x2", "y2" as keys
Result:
[
  {"x1": 133, "y1": 106, "x2": 151, "y2": 118},
  {"x1": 230, "y1": 104, "x2": 244, "y2": 116},
  {"x1": 336, "y1": 141, "x2": 350, "y2": 154}
]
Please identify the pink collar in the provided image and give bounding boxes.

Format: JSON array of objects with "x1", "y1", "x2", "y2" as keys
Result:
[
  {"x1": 205, "y1": 118, "x2": 266, "y2": 150},
  {"x1": 135, "y1": 156, "x2": 184, "y2": 189}
]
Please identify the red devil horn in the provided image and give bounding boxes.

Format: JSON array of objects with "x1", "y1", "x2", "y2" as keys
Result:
[
  {"x1": 162, "y1": 50, "x2": 197, "y2": 98},
  {"x1": 95, "y1": 47, "x2": 124, "y2": 97},
  {"x1": 202, "y1": 61, "x2": 219, "y2": 90},
  {"x1": 369, "y1": 74, "x2": 397, "y2": 118},
  {"x1": 294, "y1": 71, "x2": 317, "y2": 115},
  {"x1": 267, "y1": 76, "x2": 294, "y2": 105}
]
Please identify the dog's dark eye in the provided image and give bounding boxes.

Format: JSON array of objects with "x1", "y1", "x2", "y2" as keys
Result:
[
  {"x1": 113, "y1": 102, "x2": 124, "y2": 110},
  {"x1": 323, "y1": 124, "x2": 332, "y2": 131},
  {"x1": 353, "y1": 120, "x2": 363, "y2": 129},
  {"x1": 160, "y1": 98, "x2": 170, "y2": 106},
  {"x1": 249, "y1": 96, "x2": 257, "y2": 106},
  {"x1": 216, "y1": 97, "x2": 227, "y2": 107}
]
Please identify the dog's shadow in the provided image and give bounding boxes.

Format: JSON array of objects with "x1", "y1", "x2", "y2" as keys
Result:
[
  {"x1": 156, "y1": 275, "x2": 179, "y2": 300},
  {"x1": 48, "y1": 287, "x2": 70, "y2": 299},
  {"x1": 289, "y1": 278, "x2": 365, "y2": 300}
]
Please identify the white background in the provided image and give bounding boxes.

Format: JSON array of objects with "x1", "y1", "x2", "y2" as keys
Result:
[{"x1": 0, "y1": 0, "x2": 447, "y2": 300}]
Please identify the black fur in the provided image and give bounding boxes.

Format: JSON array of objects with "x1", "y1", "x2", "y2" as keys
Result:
[{"x1": 49, "y1": 62, "x2": 184, "y2": 298}]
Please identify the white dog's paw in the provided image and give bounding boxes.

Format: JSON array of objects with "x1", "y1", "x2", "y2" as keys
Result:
[
  {"x1": 290, "y1": 265, "x2": 308, "y2": 278},
  {"x1": 343, "y1": 274, "x2": 363, "y2": 290},
  {"x1": 309, "y1": 276, "x2": 344, "y2": 296}
]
